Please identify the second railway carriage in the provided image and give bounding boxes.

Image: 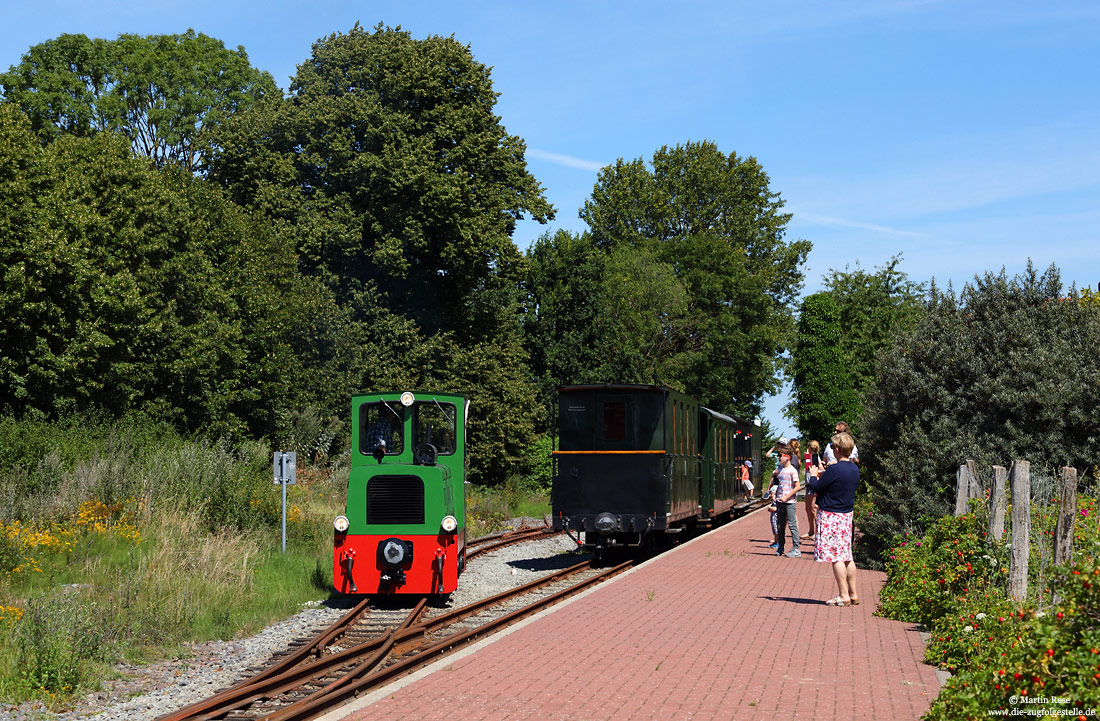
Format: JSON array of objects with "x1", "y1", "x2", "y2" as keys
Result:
[
  {"x1": 333, "y1": 391, "x2": 468, "y2": 595},
  {"x1": 551, "y1": 384, "x2": 761, "y2": 554}
]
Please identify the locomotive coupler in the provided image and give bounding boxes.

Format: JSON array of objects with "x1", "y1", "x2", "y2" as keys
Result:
[
  {"x1": 380, "y1": 569, "x2": 406, "y2": 585},
  {"x1": 341, "y1": 549, "x2": 358, "y2": 593}
]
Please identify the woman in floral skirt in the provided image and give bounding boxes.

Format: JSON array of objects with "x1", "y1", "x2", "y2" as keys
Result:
[{"x1": 806, "y1": 431, "x2": 860, "y2": 607}]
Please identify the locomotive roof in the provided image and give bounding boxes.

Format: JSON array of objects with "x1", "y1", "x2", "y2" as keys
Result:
[{"x1": 351, "y1": 390, "x2": 466, "y2": 400}]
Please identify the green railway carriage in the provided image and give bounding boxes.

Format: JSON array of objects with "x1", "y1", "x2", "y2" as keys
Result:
[
  {"x1": 699, "y1": 408, "x2": 762, "y2": 518},
  {"x1": 551, "y1": 384, "x2": 761, "y2": 554},
  {"x1": 333, "y1": 391, "x2": 468, "y2": 595}
]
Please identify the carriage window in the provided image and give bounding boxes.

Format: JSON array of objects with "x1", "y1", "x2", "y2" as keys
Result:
[
  {"x1": 360, "y1": 402, "x2": 404, "y2": 455},
  {"x1": 414, "y1": 402, "x2": 456, "y2": 455},
  {"x1": 602, "y1": 402, "x2": 627, "y2": 441}
]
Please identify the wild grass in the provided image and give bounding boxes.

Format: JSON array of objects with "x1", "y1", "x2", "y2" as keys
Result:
[
  {"x1": 0, "y1": 415, "x2": 343, "y2": 706},
  {"x1": 0, "y1": 413, "x2": 540, "y2": 708},
  {"x1": 466, "y1": 478, "x2": 551, "y2": 538}
]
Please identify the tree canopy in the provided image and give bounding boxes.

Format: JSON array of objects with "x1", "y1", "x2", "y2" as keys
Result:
[
  {"x1": 788, "y1": 293, "x2": 859, "y2": 443},
  {"x1": 789, "y1": 256, "x2": 925, "y2": 438},
  {"x1": 0, "y1": 30, "x2": 278, "y2": 172},
  {"x1": 580, "y1": 141, "x2": 809, "y2": 311},
  {"x1": 0, "y1": 105, "x2": 333, "y2": 436},
  {"x1": 208, "y1": 23, "x2": 553, "y2": 337},
  {"x1": 205, "y1": 23, "x2": 554, "y2": 483},
  {"x1": 820, "y1": 255, "x2": 926, "y2": 399},
  {"x1": 531, "y1": 141, "x2": 808, "y2": 417}
]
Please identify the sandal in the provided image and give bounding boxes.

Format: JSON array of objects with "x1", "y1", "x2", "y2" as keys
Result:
[
  {"x1": 825, "y1": 596, "x2": 851, "y2": 607},
  {"x1": 850, "y1": 596, "x2": 861, "y2": 605}
]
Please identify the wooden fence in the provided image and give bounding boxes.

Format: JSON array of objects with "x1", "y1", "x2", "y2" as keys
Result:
[{"x1": 955, "y1": 460, "x2": 1080, "y2": 601}]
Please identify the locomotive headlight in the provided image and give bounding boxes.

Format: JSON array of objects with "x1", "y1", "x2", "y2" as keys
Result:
[
  {"x1": 400, "y1": 391, "x2": 415, "y2": 406},
  {"x1": 382, "y1": 539, "x2": 406, "y2": 565},
  {"x1": 333, "y1": 515, "x2": 350, "y2": 533},
  {"x1": 441, "y1": 515, "x2": 458, "y2": 533}
]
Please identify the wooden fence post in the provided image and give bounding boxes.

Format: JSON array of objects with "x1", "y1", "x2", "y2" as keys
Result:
[
  {"x1": 955, "y1": 460, "x2": 980, "y2": 516},
  {"x1": 989, "y1": 465, "x2": 1007, "y2": 542},
  {"x1": 967, "y1": 459, "x2": 981, "y2": 501},
  {"x1": 1008, "y1": 460, "x2": 1030, "y2": 601},
  {"x1": 1053, "y1": 466, "x2": 1077, "y2": 566}
]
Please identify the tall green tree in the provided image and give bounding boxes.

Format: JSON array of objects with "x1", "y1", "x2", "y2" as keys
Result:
[
  {"x1": 0, "y1": 30, "x2": 277, "y2": 172},
  {"x1": 0, "y1": 105, "x2": 334, "y2": 437},
  {"x1": 858, "y1": 263, "x2": 1100, "y2": 563},
  {"x1": 523, "y1": 230, "x2": 608, "y2": 425},
  {"x1": 788, "y1": 293, "x2": 859, "y2": 443},
  {"x1": 581, "y1": 140, "x2": 809, "y2": 311},
  {"x1": 207, "y1": 24, "x2": 550, "y2": 482},
  {"x1": 208, "y1": 23, "x2": 553, "y2": 336},
  {"x1": 573, "y1": 140, "x2": 808, "y2": 414},
  {"x1": 596, "y1": 243, "x2": 694, "y2": 387},
  {"x1": 657, "y1": 233, "x2": 785, "y2": 414},
  {"x1": 821, "y1": 255, "x2": 926, "y2": 399},
  {"x1": 789, "y1": 256, "x2": 926, "y2": 438}
]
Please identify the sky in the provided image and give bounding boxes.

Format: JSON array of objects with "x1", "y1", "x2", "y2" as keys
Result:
[{"x1": 4, "y1": 0, "x2": 1099, "y2": 433}]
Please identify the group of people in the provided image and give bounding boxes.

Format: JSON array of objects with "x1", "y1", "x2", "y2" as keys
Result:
[{"x1": 764, "y1": 421, "x2": 861, "y2": 607}]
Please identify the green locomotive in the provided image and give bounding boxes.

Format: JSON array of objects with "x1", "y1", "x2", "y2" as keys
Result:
[
  {"x1": 551, "y1": 384, "x2": 761, "y2": 555},
  {"x1": 333, "y1": 391, "x2": 468, "y2": 595}
]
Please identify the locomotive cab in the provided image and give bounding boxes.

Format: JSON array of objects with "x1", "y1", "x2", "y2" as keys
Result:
[{"x1": 334, "y1": 391, "x2": 468, "y2": 595}]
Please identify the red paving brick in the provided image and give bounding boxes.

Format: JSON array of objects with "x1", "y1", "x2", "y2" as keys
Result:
[{"x1": 327, "y1": 510, "x2": 941, "y2": 721}]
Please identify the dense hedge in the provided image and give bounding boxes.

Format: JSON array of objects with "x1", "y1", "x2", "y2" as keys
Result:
[{"x1": 858, "y1": 264, "x2": 1100, "y2": 563}]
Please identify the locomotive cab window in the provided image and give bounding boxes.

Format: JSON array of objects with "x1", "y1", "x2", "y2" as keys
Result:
[
  {"x1": 414, "y1": 401, "x2": 456, "y2": 455},
  {"x1": 360, "y1": 402, "x2": 404, "y2": 455}
]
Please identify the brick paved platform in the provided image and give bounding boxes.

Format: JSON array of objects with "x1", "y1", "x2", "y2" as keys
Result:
[{"x1": 322, "y1": 509, "x2": 941, "y2": 721}]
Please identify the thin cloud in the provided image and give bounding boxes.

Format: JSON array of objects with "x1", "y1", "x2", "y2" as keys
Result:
[
  {"x1": 792, "y1": 210, "x2": 925, "y2": 238},
  {"x1": 526, "y1": 148, "x2": 607, "y2": 172}
]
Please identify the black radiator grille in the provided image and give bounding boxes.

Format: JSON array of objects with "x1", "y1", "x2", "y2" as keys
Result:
[{"x1": 367, "y1": 475, "x2": 425, "y2": 525}]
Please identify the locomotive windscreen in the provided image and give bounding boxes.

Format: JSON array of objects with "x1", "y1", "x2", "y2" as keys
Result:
[
  {"x1": 366, "y1": 475, "x2": 425, "y2": 524},
  {"x1": 360, "y1": 402, "x2": 405, "y2": 456},
  {"x1": 414, "y1": 401, "x2": 456, "y2": 454}
]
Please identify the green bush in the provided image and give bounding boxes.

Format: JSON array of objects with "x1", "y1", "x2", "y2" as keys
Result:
[
  {"x1": 523, "y1": 435, "x2": 554, "y2": 493},
  {"x1": 876, "y1": 512, "x2": 1007, "y2": 628},
  {"x1": 874, "y1": 490, "x2": 1100, "y2": 720},
  {"x1": 860, "y1": 264, "x2": 1100, "y2": 564},
  {"x1": 923, "y1": 596, "x2": 1031, "y2": 674}
]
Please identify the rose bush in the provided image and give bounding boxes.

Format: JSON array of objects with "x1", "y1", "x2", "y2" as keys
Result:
[
  {"x1": 875, "y1": 512, "x2": 1006, "y2": 628},
  {"x1": 924, "y1": 557, "x2": 1100, "y2": 720}
]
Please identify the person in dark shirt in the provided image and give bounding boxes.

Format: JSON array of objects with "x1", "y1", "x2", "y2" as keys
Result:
[
  {"x1": 806, "y1": 431, "x2": 860, "y2": 607},
  {"x1": 364, "y1": 412, "x2": 401, "y2": 453}
]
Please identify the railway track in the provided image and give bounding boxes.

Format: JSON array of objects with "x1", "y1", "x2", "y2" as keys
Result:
[
  {"x1": 157, "y1": 561, "x2": 627, "y2": 721},
  {"x1": 156, "y1": 530, "x2": 616, "y2": 721},
  {"x1": 464, "y1": 522, "x2": 558, "y2": 561},
  {"x1": 152, "y1": 511, "x2": 781, "y2": 721}
]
